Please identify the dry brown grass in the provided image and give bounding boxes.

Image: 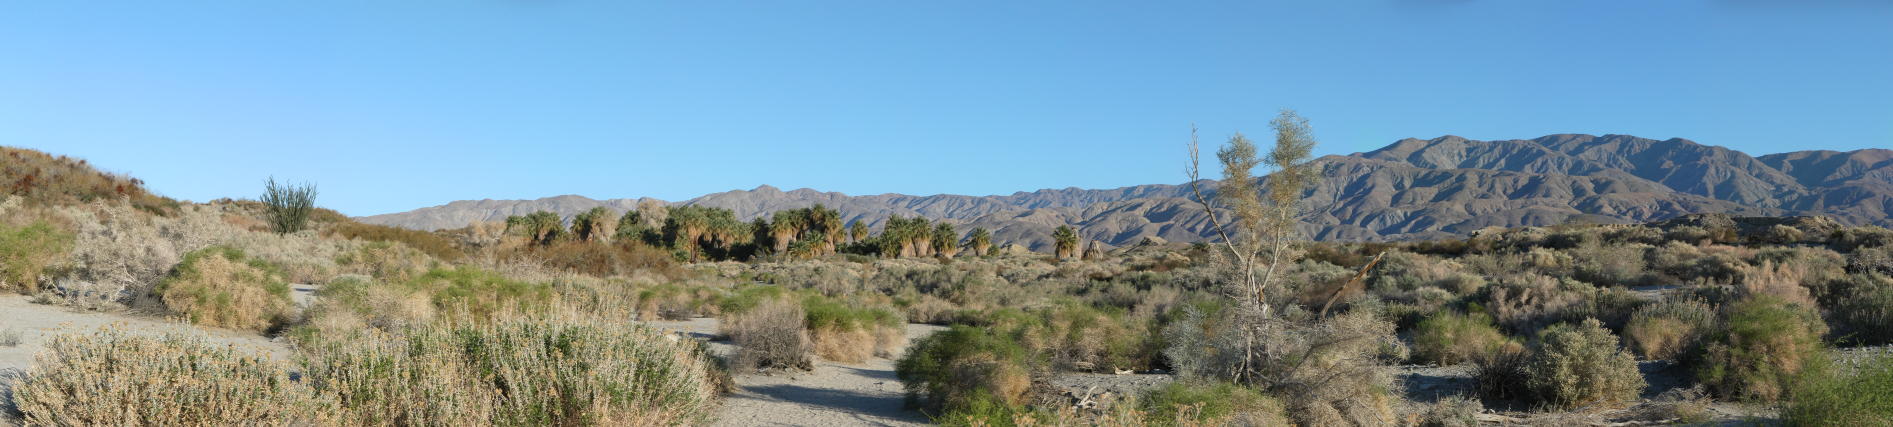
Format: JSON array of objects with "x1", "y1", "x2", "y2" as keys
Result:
[
  {"x1": 335, "y1": 241, "x2": 436, "y2": 283},
  {"x1": 8, "y1": 326, "x2": 331, "y2": 426},
  {"x1": 155, "y1": 247, "x2": 295, "y2": 332},
  {"x1": 325, "y1": 221, "x2": 465, "y2": 261},
  {"x1": 0, "y1": 146, "x2": 176, "y2": 214},
  {"x1": 1623, "y1": 298, "x2": 1714, "y2": 360}
]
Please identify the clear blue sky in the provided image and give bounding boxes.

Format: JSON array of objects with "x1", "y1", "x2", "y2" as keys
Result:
[{"x1": 4, "y1": 1, "x2": 1889, "y2": 216}]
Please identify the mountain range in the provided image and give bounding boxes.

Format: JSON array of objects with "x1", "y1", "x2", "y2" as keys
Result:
[{"x1": 358, "y1": 134, "x2": 1893, "y2": 250}]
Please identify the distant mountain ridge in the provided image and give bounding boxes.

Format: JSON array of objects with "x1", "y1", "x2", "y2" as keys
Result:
[{"x1": 357, "y1": 134, "x2": 1893, "y2": 250}]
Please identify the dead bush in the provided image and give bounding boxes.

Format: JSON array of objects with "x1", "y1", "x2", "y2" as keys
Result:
[{"x1": 722, "y1": 298, "x2": 812, "y2": 371}]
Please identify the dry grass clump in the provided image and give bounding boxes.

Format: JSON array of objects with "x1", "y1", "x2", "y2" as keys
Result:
[
  {"x1": 1523, "y1": 319, "x2": 1645, "y2": 410},
  {"x1": 1411, "y1": 311, "x2": 1519, "y2": 365},
  {"x1": 1696, "y1": 295, "x2": 1828, "y2": 402},
  {"x1": 8, "y1": 327, "x2": 331, "y2": 425},
  {"x1": 155, "y1": 246, "x2": 295, "y2": 332},
  {"x1": 1485, "y1": 273, "x2": 1595, "y2": 333},
  {"x1": 1413, "y1": 395, "x2": 1483, "y2": 427},
  {"x1": 721, "y1": 298, "x2": 813, "y2": 371},
  {"x1": 1565, "y1": 242, "x2": 1653, "y2": 287},
  {"x1": 0, "y1": 205, "x2": 72, "y2": 294},
  {"x1": 1623, "y1": 298, "x2": 1715, "y2": 360},
  {"x1": 325, "y1": 221, "x2": 464, "y2": 261},
  {"x1": 1137, "y1": 380, "x2": 1289, "y2": 426},
  {"x1": 295, "y1": 275, "x2": 437, "y2": 339},
  {"x1": 0, "y1": 327, "x2": 21, "y2": 347},
  {"x1": 1827, "y1": 273, "x2": 1893, "y2": 345},
  {"x1": 335, "y1": 241, "x2": 436, "y2": 283},
  {"x1": 524, "y1": 240, "x2": 676, "y2": 278},
  {"x1": 404, "y1": 266, "x2": 556, "y2": 323},
  {"x1": 297, "y1": 318, "x2": 721, "y2": 426},
  {"x1": 804, "y1": 296, "x2": 904, "y2": 362}
]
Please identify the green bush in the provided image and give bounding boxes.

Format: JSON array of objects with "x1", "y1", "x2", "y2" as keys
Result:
[
  {"x1": 1697, "y1": 296, "x2": 1828, "y2": 402},
  {"x1": 405, "y1": 266, "x2": 555, "y2": 322},
  {"x1": 896, "y1": 325, "x2": 1035, "y2": 414},
  {"x1": 1524, "y1": 318, "x2": 1645, "y2": 410},
  {"x1": 155, "y1": 246, "x2": 294, "y2": 332},
  {"x1": 1785, "y1": 355, "x2": 1893, "y2": 426},
  {"x1": 1825, "y1": 273, "x2": 1893, "y2": 345},
  {"x1": 1411, "y1": 311, "x2": 1518, "y2": 365},
  {"x1": 0, "y1": 220, "x2": 72, "y2": 294},
  {"x1": 1138, "y1": 380, "x2": 1288, "y2": 426}
]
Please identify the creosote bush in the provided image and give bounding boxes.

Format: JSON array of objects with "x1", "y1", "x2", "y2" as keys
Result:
[
  {"x1": 1411, "y1": 311, "x2": 1517, "y2": 365},
  {"x1": 897, "y1": 325, "x2": 1035, "y2": 414},
  {"x1": 1696, "y1": 296, "x2": 1828, "y2": 402},
  {"x1": 1523, "y1": 318, "x2": 1645, "y2": 410},
  {"x1": 1138, "y1": 380, "x2": 1289, "y2": 426},
  {"x1": 155, "y1": 246, "x2": 294, "y2": 332},
  {"x1": 9, "y1": 328, "x2": 331, "y2": 426},
  {"x1": 1785, "y1": 354, "x2": 1893, "y2": 426}
]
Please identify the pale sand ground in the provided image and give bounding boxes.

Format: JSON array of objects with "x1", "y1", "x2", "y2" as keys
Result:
[{"x1": 642, "y1": 318, "x2": 946, "y2": 427}]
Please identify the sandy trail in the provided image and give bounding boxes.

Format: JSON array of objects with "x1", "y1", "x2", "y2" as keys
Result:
[{"x1": 642, "y1": 318, "x2": 944, "y2": 427}]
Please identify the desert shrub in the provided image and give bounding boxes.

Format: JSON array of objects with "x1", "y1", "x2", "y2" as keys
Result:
[
  {"x1": 1523, "y1": 319, "x2": 1645, "y2": 410},
  {"x1": 297, "y1": 318, "x2": 721, "y2": 426},
  {"x1": 9, "y1": 328, "x2": 330, "y2": 425},
  {"x1": 638, "y1": 283, "x2": 724, "y2": 321},
  {"x1": 0, "y1": 219, "x2": 72, "y2": 294},
  {"x1": 1485, "y1": 273, "x2": 1595, "y2": 333},
  {"x1": 1623, "y1": 298, "x2": 1715, "y2": 360},
  {"x1": 260, "y1": 177, "x2": 316, "y2": 234},
  {"x1": 1735, "y1": 261, "x2": 1819, "y2": 312},
  {"x1": 295, "y1": 275, "x2": 437, "y2": 340},
  {"x1": 1259, "y1": 311, "x2": 1406, "y2": 426},
  {"x1": 803, "y1": 294, "x2": 904, "y2": 361},
  {"x1": 1697, "y1": 296, "x2": 1828, "y2": 402},
  {"x1": 1469, "y1": 343, "x2": 1532, "y2": 401},
  {"x1": 1828, "y1": 273, "x2": 1893, "y2": 345},
  {"x1": 1566, "y1": 242, "x2": 1653, "y2": 287},
  {"x1": 0, "y1": 327, "x2": 20, "y2": 347},
  {"x1": 1784, "y1": 354, "x2": 1893, "y2": 426},
  {"x1": 1762, "y1": 224, "x2": 1807, "y2": 244},
  {"x1": 335, "y1": 241, "x2": 435, "y2": 283},
  {"x1": 404, "y1": 266, "x2": 556, "y2": 322},
  {"x1": 1649, "y1": 242, "x2": 1746, "y2": 283},
  {"x1": 1851, "y1": 245, "x2": 1893, "y2": 276},
  {"x1": 327, "y1": 221, "x2": 464, "y2": 261},
  {"x1": 1411, "y1": 311, "x2": 1518, "y2": 365},
  {"x1": 897, "y1": 325, "x2": 1036, "y2": 414},
  {"x1": 155, "y1": 246, "x2": 294, "y2": 332},
  {"x1": 1830, "y1": 225, "x2": 1893, "y2": 252},
  {"x1": 528, "y1": 240, "x2": 675, "y2": 277},
  {"x1": 1138, "y1": 380, "x2": 1289, "y2": 426},
  {"x1": 1415, "y1": 395, "x2": 1483, "y2": 427},
  {"x1": 722, "y1": 298, "x2": 813, "y2": 371}
]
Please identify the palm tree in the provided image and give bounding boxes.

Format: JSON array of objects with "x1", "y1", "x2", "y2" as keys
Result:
[
  {"x1": 933, "y1": 223, "x2": 960, "y2": 258},
  {"x1": 968, "y1": 227, "x2": 993, "y2": 256},
  {"x1": 572, "y1": 207, "x2": 615, "y2": 242},
  {"x1": 770, "y1": 209, "x2": 806, "y2": 254},
  {"x1": 1051, "y1": 225, "x2": 1079, "y2": 259},
  {"x1": 506, "y1": 210, "x2": 565, "y2": 246},
  {"x1": 849, "y1": 221, "x2": 868, "y2": 244}
]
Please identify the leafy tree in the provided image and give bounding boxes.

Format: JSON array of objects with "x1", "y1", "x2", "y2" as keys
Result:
[
  {"x1": 1051, "y1": 225, "x2": 1079, "y2": 259},
  {"x1": 260, "y1": 177, "x2": 317, "y2": 234}
]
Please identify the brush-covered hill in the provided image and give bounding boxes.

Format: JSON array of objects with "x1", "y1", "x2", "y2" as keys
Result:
[{"x1": 358, "y1": 134, "x2": 1893, "y2": 250}]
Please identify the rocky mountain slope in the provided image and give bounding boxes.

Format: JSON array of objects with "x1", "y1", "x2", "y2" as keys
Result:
[{"x1": 358, "y1": 134, "x2": 1893, "y2": 250}]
